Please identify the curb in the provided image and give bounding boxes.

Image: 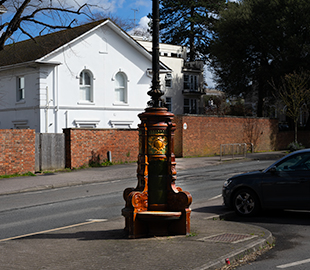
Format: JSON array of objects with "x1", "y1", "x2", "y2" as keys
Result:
[
  {"x1": 195, "y1": 230, "x2": 274, "y2": 270},
  {"x1": 0, "y1": 179, "x2": 126, "y2": 196},
  {"x1": 0, "y1": 181, "x2": 89, "y2": 196},
  {"x1": 200, "y1": 208, "x2": 274, "y2": 269}
]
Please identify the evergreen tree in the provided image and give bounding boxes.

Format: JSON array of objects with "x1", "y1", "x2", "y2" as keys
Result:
[
  {"x1": 209, "y1": 0, "x2": 310, "y2": 117},
  {"x1": 153, "y1": 0, "x2": 225, "y2": 61}
]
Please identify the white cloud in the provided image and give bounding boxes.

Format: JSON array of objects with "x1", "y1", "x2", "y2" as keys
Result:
[
  {"x1": 128, "y1": 15, "x2": 150, "y2": 35},
  {"x1": 136, "y1": 16, "x2": 150, "y2": 30}
]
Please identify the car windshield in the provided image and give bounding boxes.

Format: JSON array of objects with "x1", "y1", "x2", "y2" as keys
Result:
[{"x1": 274, "y1": 152, "x2": 310, "y2": 172}]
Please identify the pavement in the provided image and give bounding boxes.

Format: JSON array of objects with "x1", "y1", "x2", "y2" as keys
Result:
[{"x1": 0, "y1": 151, "x2": 286, "y2": 270}]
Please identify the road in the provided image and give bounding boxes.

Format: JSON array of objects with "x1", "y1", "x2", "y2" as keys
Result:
[
  {"x1": 3, "y1": 157, "x2": 309, "y2": 269},
  {"x1": 0, "y1": 159, "x2": 274, "y2": 241},
  {"x1": 230, "y1": 209, "x2": 310, "y2": 269}
]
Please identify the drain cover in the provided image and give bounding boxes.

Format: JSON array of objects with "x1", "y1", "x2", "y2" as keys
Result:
[{"x1": 198, "y1": 233, "x2": 257, "y2": 243}]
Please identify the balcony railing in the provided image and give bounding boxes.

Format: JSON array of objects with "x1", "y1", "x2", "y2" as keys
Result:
[{"x1": 182, "y1": 87, "x2": 205, "y2": 95}]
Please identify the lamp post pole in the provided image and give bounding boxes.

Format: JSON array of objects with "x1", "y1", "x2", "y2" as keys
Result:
[{"x1": 147, "y1": 0, "x2": 163, "y2": 107}]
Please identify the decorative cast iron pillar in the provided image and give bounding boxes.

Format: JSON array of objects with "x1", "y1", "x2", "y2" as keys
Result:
[
  {"x1": 121, "y1": 0, "x2": 192, "y2": 238},
  {"x1": 147, "y1": 0, "x2": 163, "y2": 108}
]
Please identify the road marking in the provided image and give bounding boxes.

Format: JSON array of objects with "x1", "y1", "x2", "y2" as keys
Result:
[
  {"x1": 208, "y1": 194, "x2": 222, "y2": 200},
  {"x1": 86, "y1": 219, "x2": 108, "y2": 222},
  {"x1": 277, "y1": 258, "x2": 310, "y2": 268},
  {"x1": 0, "y1": 219, "x2": 107, "y2": 243}
]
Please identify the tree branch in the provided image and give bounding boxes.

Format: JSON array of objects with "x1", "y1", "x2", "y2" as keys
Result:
[
  {"x1": 0, "y1": 1, "x2": 92, "y2": 51},
  {"x1": 0, "y1": 0, "x2": 32, "y2": 50},
  {"x1": 23, "y1": 18, "x2": 76, "y2": 30}
]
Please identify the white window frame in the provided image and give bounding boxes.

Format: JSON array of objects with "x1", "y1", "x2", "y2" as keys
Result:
[
  {"x1": 12, "y1": 120, "x2": 29, "y2": 129},
  {"x1": 184, "y1": 74, "x2": 198, "y2": 91},
  {"x1": 165, "y1": 97, "x2": 172, "y2": 112},
  {"x1": 109, "y1": 120, "x2": 133, "y2": 129},
  {"x1": 74, "y1": 119, "x2": 100, "y2": 128},
  {"x1": 16, "y1": 76, "x2": 25, "y2": 102},
  {"x1": 184, "y1": 98, "x2": 197, "y2": 114},
  {"x1": 165, "y1": 73, "x2": 172, "y2": 88},
  {"x1": 114, "y1": 72, "x2": 128, "y2": 104},
  {"x1": 79, "y1": 70, "x2": 93, "y2": 103}
]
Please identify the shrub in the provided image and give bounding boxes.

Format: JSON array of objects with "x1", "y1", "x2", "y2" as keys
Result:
[{"x1": 287, "y1": 142, "x2": 305, "y2": 152}]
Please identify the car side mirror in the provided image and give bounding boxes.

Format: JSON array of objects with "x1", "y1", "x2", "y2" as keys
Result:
[{"x1": 269, "y1": 166, "x2": 277, "y2": 173}]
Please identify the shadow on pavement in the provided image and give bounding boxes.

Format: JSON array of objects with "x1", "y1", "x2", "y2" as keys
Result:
[
  {"x1": 225, "y1": 209, "x2": 310, "y2": 226},
  {"x1": 17, "y1": 229, "x2": 127, "y2": 241},
  {"x1": 192, "y1": 205, "x2": 229, "y2": 216}
]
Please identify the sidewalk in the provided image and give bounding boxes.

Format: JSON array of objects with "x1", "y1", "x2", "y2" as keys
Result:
[
  {"x1": 0, "y1": 151, "x2": 286, "y2": 196},
  {"x1": 0, "y1": 152, "x2": 285, "y2": 269}
]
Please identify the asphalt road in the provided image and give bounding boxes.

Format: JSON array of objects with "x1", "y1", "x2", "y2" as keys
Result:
[
  {"x1": 230, "y1": 210, "x2": 310, "y2": 270},
  {"x1": 0, "y1": 159, "x2": 275, "y2": 241},
  {"x1": 4, "y1": 154, "x2": 309, "y2": 269}
]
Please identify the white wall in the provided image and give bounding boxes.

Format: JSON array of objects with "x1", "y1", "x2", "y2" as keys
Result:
[
  {"x1": 41, "y1": 23, "x2": 152, "y2": 132},
  {"x1": 0, "y1": 21, "x2": 153, "y2": 133},
  {"x1": 136, "y1": 39, "x2": 186, "y2": 115},
  {"x1": 0, "y1": 66, "x2": 41, "y2": 130}
]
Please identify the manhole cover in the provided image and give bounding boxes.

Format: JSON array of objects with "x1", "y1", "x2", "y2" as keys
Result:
[{"x1": 198, "y1": 233, "x2": 257, "y2": 243}]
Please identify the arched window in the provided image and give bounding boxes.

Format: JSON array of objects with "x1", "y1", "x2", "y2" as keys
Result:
[
  {"x1": 115, "y1": 72, "x2": 127, "y2": 103},
  {"x1": 79, "y1": 70, "x2": 93, "y2": 102}
]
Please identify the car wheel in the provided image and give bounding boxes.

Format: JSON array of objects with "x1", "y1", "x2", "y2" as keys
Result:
[{"x1": 233, "y1": 189, "x2": 260, "y2": 216}]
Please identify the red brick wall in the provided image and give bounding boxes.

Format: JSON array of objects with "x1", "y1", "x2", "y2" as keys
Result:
[
  {"x1": 174, "y1": 116, "x2": 183, "y2": 158},
  {"x1": 0, "y1": 129, "x2": 35, "y2": 175},
  {"x1": 277, "y1": 130, "x2": 310, "y2": 150},
  {"x1": 173, "y1": 115, "x2": 283, "y2": 157},
  {"x1": 1, "y1": 118, "x2": 308, "y2": 175},
  {"x1": 64, "y1": 128, "x2": 139, "y2": 169},
  {"x1": 63, "y1": 119, "x2": 310, "y2": 167}
]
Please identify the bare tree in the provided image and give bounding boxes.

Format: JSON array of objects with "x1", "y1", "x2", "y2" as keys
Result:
[
  {"x1": 87, "y1": 12, "x2": 135, "y2": 32},
  {"x1": 272, "y1": 70, "x2": 310, "y2": 143},
  {"x1": 242, "y1": 118, "x2": 262, "y2": 152},
  {"x1": 0, "y1": 0, "x2": 97, "y2": 51}
]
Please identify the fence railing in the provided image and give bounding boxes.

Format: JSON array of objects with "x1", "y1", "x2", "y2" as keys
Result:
[{"x1": 220, "y1": 143, "x2": 252, "y2": 161}]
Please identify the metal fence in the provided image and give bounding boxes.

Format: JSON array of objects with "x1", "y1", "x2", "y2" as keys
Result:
[
  {"x1": 35, "y1": 133, "x2": 65, "y2": 172},
  {"x1": 220, "y1": 143, "x2": 249, "y2": 161}
]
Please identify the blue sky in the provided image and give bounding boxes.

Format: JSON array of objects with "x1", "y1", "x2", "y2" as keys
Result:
[
  {"x1": 101, "y1": 0, "x2": 151, "y2": 22},
  {"x1": 73, "y1": 0, "x2": 152, "y2": 28},
  {"x1": 92, "y1": 0, "x2": 238, "y2": 21},
  {"x1": 0, "y1": 0, "x2": 152, "y2": 45}
]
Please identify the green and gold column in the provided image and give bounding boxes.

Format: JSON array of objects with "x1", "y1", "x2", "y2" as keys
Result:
[{"x1": 138, "y1": 107, "x2": 172, "y2": 211}]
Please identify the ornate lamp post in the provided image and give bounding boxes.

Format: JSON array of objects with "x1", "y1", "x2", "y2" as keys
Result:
[
  {"x1": 148, "y1": 0, "x2": 162, "y2": 108},
  {"x1": 121, "y1": 0, "x2": 192, "y2": 238}
]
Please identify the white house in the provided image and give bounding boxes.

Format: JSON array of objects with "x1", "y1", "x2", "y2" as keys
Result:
[
  {"x1": 0, "y1": 19, "x2": 170, "y2": 132},
  {"x1": 135, "y1": 37, "x2": 206, "y2": 115}
]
